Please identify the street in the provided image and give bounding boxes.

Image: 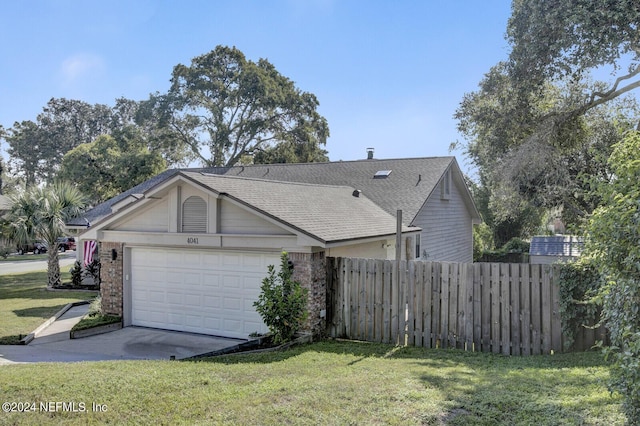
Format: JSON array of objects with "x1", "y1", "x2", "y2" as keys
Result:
[{"x1": 0, "y1": 252, "x2": 78, "y2": 275}]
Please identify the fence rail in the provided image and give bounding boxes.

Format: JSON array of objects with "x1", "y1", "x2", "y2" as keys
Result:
[{"x1": 326, "y1": 258, "x2": 603, "y2": 355}]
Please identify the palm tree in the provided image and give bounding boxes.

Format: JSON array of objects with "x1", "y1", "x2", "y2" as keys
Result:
[{"x1": 8, "y1": 182, "x2": 86, "y2": 287}]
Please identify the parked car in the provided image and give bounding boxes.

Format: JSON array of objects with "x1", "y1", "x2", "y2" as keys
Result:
[
  {"x1": 17, "y1": 241, "x2": 48, "y2": 255},
  {"x1": 56, "y1": 236, "x2": 76, "y2": 252}
]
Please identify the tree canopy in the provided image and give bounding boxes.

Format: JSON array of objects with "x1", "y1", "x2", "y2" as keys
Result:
[
  {"x1": 58, "y1": 126, "x2": 166, "y2": 206},
  {"x1": 141, "y1": 45, "x2": 329, "y2": 167},
  {"x1": 6, "y1": 98, "x2": 120, "y2": 186},
  {"x1": 456, "y1": 1, "x2": 640, "y2": 243}
]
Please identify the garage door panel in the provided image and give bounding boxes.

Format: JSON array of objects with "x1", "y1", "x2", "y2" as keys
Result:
[
  {"x1": 222, "y1": 296, "x2": 242, "y2": 310},
  {"x1": 148, "y1": 290, "x2": 166, "y2": 303},
  {"x1": 131, "y1": 247, "x2": 277, "y2": 339},
  {"x1": 222, "y1": 275, "x2": 241, "y2": 289},
  {"x1": 202, "y1": 273, "x2": 221, "y2": 287},
  {"x1": 203, "y1": 295, "x2": 221, "y2": 308},
  {"x1": 184, "y1": 293, "x2": 202, "y2": 307}
]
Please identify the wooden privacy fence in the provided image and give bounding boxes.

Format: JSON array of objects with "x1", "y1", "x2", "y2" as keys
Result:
[{"x1": 326, "y1": 258, "x2": 601, "y2": 355}]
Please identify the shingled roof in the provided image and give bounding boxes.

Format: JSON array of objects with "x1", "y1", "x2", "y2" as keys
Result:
[
  {"x1": 180, "y1": 172, "x2": 417, "y2": 244},
  {"x1": 69, "y1": 156, "x2": 474, "y2": 229}
]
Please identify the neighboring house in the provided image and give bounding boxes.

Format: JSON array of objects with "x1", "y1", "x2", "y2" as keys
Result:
[
  {"x1": 67, "y1": 156, "x2": 480, "y2": 339},
  {"x1": 529, "y1": 235, "x2": 583, "y2": 264}
]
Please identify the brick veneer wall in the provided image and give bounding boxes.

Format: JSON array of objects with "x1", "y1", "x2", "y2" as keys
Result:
[
  {"x1": 100, "y1": 242, "x2": 124, "y2": 317},
  {"x1": 289, "y1": 251, "x2": 327, "y2": 337}
]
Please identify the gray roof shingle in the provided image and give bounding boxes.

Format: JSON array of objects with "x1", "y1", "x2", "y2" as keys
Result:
[
  {"x1": 70, "y1": 156, "x2": 462, "y2": 228},
  {"x1": 181, "y1": 172, "x2": 417, "y2": 243}
]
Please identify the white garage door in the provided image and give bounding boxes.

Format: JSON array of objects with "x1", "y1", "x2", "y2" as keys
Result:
[{"x1": 130, "y1": 247, "x2": 280, "y2": 339}]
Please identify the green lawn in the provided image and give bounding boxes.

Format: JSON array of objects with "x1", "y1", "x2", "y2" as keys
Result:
[
  {"x1": 0, "y1": 341, "x2": 623, "y2": 425},
  {"x1": 0, "y1": 254, "x2": 49, "y2": 262},
  {"x1": 0, "y1": 270, "x2": 97, "y2": 344}
]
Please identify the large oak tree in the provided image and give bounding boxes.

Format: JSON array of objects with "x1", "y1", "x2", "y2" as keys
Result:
[
  {"x1": 456, "y1": 0, "x2": 640, "y2": 242},
  {"x1": 140, "y1": 45, "x2": 329, "y2": 167}
]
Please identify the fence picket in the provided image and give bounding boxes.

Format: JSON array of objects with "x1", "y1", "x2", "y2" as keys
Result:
[
  {"x1": 464, "y1": 263, "x2": 474, "y2": 351},
  {"x1": 520, "y1": 264, "x2": 532, "y2": 356},
  {"x1": 327, "y1": 258, "x2": 600, "y2": 356},
  {"x1": 511, "y1": 264, "x2": 521, "y2": 355},
  {"x1": 481, "y1": 263, "x2": 491, "y2": 352},
  {"x1": 407, "y1": 261, "x2": 417, "y2": 346},
  {"x1": 382, "y1": 260, "x2": 392, "y2": 343},
  {"x1": 374, "y1": 259, "x2": 384, "y2": 343},
  {"x1": 491, "y1": 263, "x2": 501, "y2": 354},
  {"x1": 424, "y1": 262, "x2": 434, "y2": 349},
  {"x1": 541, "y1": 264, "x2": 552, "y2": 354}
]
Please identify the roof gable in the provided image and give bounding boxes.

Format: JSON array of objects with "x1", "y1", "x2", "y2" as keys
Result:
[
  {"x1": 180, "y1": 172, "x2": 417, "y2": 243},
  {"x1": 70, "y1": 156, "x2": 480, "y2": 230},
  {"x1": 82, "y1": 172, "x2": 418, "y2": 245}
]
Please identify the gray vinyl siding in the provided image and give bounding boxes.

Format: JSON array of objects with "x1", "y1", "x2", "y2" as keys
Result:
[{"x1": 412, "y1": 178, "x2": 473, "y2": 263}]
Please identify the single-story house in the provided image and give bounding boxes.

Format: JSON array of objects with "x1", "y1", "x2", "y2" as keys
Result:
[
  {"x1": 67, "y1": 156, "x2": 480, "y2": 339},
  {"x1": 529, "y1": 235, "x2": 583, "y2": 264}
]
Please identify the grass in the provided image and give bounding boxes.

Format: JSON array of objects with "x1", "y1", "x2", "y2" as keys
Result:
[
  {"x1": 0, "y1": 340, "x2": 623, "y2": 425},
  {"x1": 0, "y1": 254, "x2": 50, "y2": 262},
  {"x1": 0, "y1": 270, "x2": 98, "y2": 344},
  {"x1": 71, "y1": 314, "x2": 121, "y2": 331}
]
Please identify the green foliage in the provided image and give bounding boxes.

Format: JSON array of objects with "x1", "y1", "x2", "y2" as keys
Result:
[
  {"x1": 87, "y1": 296, "x2": 102, "y2": 316},
  {"x1": 146, "y1": 45, "x2": 329, "y2": 167},
  {"x1": 458, "y1": 1, "x2": 640, "y2": 246},
  {"x1": 71, "y1": 314, "x2": 121, "y2": 332},
  {"x1": 7, "y1": 182, "x2": 86, "y2": 287},
  {"x1": 501, "y1": 237, "x2": 530, "y2": 254},
  {"x1": 507, "y1": 0, "x2": 640, "y2": 89},
  {"x1": 85, "y1": 259, "x2": 101, "y2": 286},
  {"x1": 585, "y1": 131, "x2": 640, "y2": 423},
  {"x1": 253, "y1": 252, "x2": 308, "y2": 345},
  {"x1": 473, "y1": 223, "x2": 494, "y2": 262},
  {"x1": 0, "y1": 247, "x2": 11, "y2": 259},
  {"x1": 252, "y1": 139, "x2": 329, "y2": 164},
  {"x1": 557, "y1": 259, "x2": 602, "y2": 350},
  {"x1": 69, "y1": 261, "x2": 83, "y2": 286},
  {"x1": 59, "y1": 128, "x2": 166, "y2": 205},
  {"x1": 6, "y1": 99, "x2": 116, "y2": 186},
  {"x1": 476, "y1": 237, "x2": 530, "y2": 263}
]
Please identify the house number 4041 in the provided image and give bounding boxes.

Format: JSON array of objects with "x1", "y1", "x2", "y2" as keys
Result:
[{"x1": 187, "y1": 237, "x2": 199, "y2": 245}]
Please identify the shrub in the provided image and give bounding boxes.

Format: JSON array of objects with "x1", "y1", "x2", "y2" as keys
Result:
[
  {"x1": 0, "y1": 246, "x2": 12, "y2": 259},
  {"x1": 69, "y1": 261, "x2": 83, "y2": 287},
  {"x1": 85, "y1": 259, "x2": 101, "y2": 287},
  {"x1": 502, "y1": 237, "x2": 530, "y2": 253},
  {"x1": 87, "y1": 296, "x2": 102, "y2": 316},
  {"x1": 557, "y1": 259, "x2": 602, "y2": 350},
  {"x1": 584, "y1": 131, "x2": 640, "y2": 423},
  {"x1": 253, "y1": 252, "x2": 308, "y2": 345}
]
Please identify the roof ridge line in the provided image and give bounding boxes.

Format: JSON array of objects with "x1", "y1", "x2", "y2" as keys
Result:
[{"x1": 183, "y1": 170, "x2": 358, "y2": 190}]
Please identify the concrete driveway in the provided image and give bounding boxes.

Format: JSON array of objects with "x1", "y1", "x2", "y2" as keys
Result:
[{"x1": 0, "y1": 304, "x2": 243, "y2": 365}]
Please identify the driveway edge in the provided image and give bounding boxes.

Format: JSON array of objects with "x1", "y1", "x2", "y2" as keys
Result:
[{"x1": 19, "y1": 300, "x2": 91, "y2": 345}]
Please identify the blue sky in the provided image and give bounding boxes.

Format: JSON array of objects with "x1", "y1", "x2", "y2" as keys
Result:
[{"x1": 0, "y1": 0, "x2": 513, "y2": 175}]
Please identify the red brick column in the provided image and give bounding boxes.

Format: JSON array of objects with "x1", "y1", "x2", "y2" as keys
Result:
[
  {"x1": 289, "y1": 251, "x2": 327, "y2": 337},
  {"x1": 100, "y1": 242, "x2": 124, "y2": 317}
]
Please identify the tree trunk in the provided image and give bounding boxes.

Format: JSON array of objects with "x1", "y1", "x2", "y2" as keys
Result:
[{"x1": 47, "y1": 247, "x2": 61, "y2": 287}]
